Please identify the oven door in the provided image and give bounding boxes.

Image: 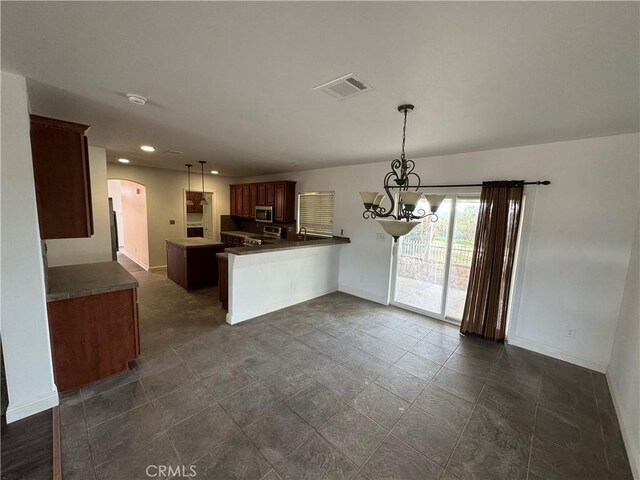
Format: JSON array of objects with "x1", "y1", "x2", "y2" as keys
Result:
[{"x1": 255, "y1": 206, "x2": 273, "y2": 223}]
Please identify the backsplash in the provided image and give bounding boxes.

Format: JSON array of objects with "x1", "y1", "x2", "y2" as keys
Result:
[{"x1": 220, "y1": 215, "x2": 296, "y2": 239}]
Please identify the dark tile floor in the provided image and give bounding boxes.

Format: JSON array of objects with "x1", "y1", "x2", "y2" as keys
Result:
[{"x1": 58, "y1": 262, "x2": 634, "y2": 480}]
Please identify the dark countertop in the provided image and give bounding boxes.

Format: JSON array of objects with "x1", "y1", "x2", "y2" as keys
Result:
[
  {"x1": 220, "y1": 230, "x2": 254, "y2": 238},
  {"x1": 217, "y1": 252, "x2": 229, "y2": 260},
  {"x1": 47, "y1": 261, "x2": 139, "y2": 302},
  {"x1": 166, "y1": 238, "x2": 225, "y2": 249},
  {"x1": 224, "y1": 236, "x2": 350, "y2": 256}
]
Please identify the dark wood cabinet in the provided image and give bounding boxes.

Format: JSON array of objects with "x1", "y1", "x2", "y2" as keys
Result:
[
  {"x1": 274, "y1": 183, "x2": 285, "y2": 222},
  {"x1": 258, "y1": 184, "x2": 267, "y2": 205},
  {"x1": 220, "y1": 233, "x2": 245, "y2": 248},
  {"x1": 30, "y1": 115, "x2": 93, "y2": 239},
  {"x1": 274, "y1": 181, "x2": 296, "y2": 223},
  {"x1": 187, "y1": 227, "x2": 204, "y2": 237},
  {"x1": 186, "y1": 192, "x2": 203, "y2": 213},
  {"x1": 230, "y1": 186, "x2": 237, "y2": 216},
  {"x1": 218, "y1": 256, "x2": 228, "y2": 310},
  {"x1": 249, "y1": 185, "x2": 257, "y2": 216},
  {"x1": 242, "y1": 185, "x2": 251, "y2": 217},
  {"x1": 235, "y1": 186, "x2": 243, "y2": 216},
  {"x1": 166, "y1": 240, "x2": 225, "y2": 291},
  {"x1": 266, "y1": 183, "x2": 275, "y2": 206},
  {"x1": 229, "y1": 181, "x2": 295, "y2": 222},
  {"x1": 47, "y1": 288, "x2": 139, "y2": 391}
]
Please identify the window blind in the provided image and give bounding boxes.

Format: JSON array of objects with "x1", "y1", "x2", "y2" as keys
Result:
[{"x1": 297, "y1": 192, "x2": 335, "y2": 237}]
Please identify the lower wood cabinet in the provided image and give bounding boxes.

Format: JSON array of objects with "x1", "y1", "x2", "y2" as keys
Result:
[
  {"x1": 218, "y1": 255, "x2": 228, "y2": 310},
  {"x1": 187, "y1": 227, "x2": 204, "y2": 237},
  {"x1": 166, "y1": 241, "x2": 225, "y2": 291},
  {"x1": 47, "y1": 288, "x2": 140, "y2": 392}
]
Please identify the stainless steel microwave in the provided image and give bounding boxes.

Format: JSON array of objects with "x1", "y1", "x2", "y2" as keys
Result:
[{"x1": 255, "y1": 205, "x2": 273, "y2": 223}]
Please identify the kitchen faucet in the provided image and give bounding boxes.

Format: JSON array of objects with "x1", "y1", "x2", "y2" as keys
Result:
[{"x1": 298, "y1": 227, "x2": 307, "y2": 241}]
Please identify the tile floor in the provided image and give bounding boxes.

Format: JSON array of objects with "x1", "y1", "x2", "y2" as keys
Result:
[{"x1": 59, "y1": 261, "x2": 633, "y2": 480}]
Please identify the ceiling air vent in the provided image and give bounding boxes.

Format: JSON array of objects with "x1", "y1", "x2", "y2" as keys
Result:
[
  {"x1": 314, "y1": 74, "x2": 372, "y2": 100},
  {"x1": 165, "y1": 150, "x2": 184, "y2": 155}
]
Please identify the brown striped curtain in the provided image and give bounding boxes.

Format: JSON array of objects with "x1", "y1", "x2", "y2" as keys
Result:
[{"x1": 460, "y1": 181, "x2": 524, "y2": 342}]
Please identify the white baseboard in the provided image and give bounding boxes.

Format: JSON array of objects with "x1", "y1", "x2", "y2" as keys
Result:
[
  {"x1": 120, "y1": 250, "x2": 149, "y2": 271},
  {"x1": 227, "y1": 286, "x2": 338, "y2": 325},
  {"x1": 607, "y1": 374, "x2": 640, "y2": 480},
  {"x1": 148, "y1": 264, "x2": 167, "y2": 272},
  {"x1": 338, "y1": 284, "x2": 388, "y2": 305},
  {"x1": 6, "y1": 389, "x2": 59, "y2": 423},
  {"x1": 508, "y1": 335, "x2": 608, "y2": 373}
]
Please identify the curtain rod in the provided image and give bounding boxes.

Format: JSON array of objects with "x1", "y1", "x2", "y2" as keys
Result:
[{"x1": 387, "y1": 180, "x2": 550, "y2": 189}]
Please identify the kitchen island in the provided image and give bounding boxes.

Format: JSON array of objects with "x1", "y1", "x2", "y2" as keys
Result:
[
  {"x1": 166, "y1": 238, "x2": 225, "y2": 291},
  {"x1": 221, "y1": 236, "x2": 350, "y2": 324},
  {"x1": 46, "y1": 261, "x2": 139, "y2": 391}
]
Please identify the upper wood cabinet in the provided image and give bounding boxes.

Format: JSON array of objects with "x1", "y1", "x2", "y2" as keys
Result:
[
  {"x1": 186, "y1": 191, "x2": 203, "y2": 213},
  {"x1": 30, "y1": 115, "x2": 93, "y2": 239},
  {"x1": 229, "y1": 181, "x2": 295, "y2": 223}
]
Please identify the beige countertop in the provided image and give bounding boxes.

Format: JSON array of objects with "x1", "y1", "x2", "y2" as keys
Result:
[
  {"x1": 166, "y1": 238, "x2": 225, "y2": 248},
  {"x1": 224, "y1": 236, "x2": 350, "y2": 256},
  {"x1": 47, "y1": 261, "x2": 139, "y2": 302}
]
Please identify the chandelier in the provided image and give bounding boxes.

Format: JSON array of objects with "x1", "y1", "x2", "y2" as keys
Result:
[{"x1": 360, "y1": 104, "x2": 445, "y2": 242}]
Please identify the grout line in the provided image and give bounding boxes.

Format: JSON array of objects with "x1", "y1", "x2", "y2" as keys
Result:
[{"x1": 525, "y1": 367, "x2": 543, "y2": 480}]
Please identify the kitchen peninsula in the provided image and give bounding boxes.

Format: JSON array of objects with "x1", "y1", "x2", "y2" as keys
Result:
[{"x1": 219, "y1": 236, "x2": 350, "y2": 324}]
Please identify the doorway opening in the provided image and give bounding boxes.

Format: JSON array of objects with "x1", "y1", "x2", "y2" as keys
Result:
[
  {"x1": 184, "y1": 190, "x2": 216, "y2": 240},
  {"x1": 107, "y1": 179, "x2": 150, "y2": 270},
  {"x1": 392, "y1": 194, "x2": 481, "y2": 323}
]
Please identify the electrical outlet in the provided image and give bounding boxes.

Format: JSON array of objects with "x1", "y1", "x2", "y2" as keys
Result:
[
  {"x1": 376, "y1": 233, "x2": 386, "y2": 241},
  {"x1": 359, "y1": 274, "x2": 364, "y2": 284},
  {"x1": 566, "y1": 328, "x2": 576, "y2": 338}
]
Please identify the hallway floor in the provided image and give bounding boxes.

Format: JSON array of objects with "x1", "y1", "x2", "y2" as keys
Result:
[{"x1": 58, "y1": 262, "x2": 633, "y2": 480}]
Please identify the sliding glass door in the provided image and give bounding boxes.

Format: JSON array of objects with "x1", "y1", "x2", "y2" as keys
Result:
[{"x1": 392, "y1": 194, "x2": 480, "y2": 323}]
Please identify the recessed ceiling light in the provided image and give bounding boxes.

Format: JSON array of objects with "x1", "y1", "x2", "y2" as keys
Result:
[
  {"x1": 140, "y1": 145, "x2": 155, "y2": 152},
  {"x1": 210, "y1": 170, "x2": 219, "y2": 175},
  {"x1": 118, "y1": 158, "x2": 130, "y2": 164}
]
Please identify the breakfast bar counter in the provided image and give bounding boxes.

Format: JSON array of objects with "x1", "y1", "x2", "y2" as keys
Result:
[{"x1": 224, "y1": 237, "x2": 350, "y2": 324}]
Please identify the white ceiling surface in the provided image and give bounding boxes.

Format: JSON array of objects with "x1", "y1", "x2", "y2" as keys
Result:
[{"x1": 2, "y1": 2, "x2": 638, "y2": 176}]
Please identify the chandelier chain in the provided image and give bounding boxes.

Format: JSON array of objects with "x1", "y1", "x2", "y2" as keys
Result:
[{"x1": 400, "y1": 108, "x2": 408, "y2": 161}]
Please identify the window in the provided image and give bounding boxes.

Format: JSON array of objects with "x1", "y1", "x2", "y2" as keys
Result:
[{"x1": 297, "y1": 192, "x2": 335, "y2": 237}]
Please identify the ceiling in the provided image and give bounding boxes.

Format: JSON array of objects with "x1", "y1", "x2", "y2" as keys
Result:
[{"x1": 2, "y1": 2, "x2": 638, "y2": 177}]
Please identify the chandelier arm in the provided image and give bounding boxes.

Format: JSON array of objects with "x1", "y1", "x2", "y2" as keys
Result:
[{"x1": 371, "y1": 170, "x2": 398, "y2": 218}]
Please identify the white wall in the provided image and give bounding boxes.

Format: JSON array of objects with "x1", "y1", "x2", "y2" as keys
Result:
[
  {"x1": 106, "y1": 163, "x2": 232, "y2": 268},
  {"x1": 227, "y1": 245, "x2": 342, "y2": 324},
  {"x1": 119, "y1": 180, "x2": 150, "y2": 268},
  {"x1": 46, "y1": 146, "x2": 112, "y2": 266},
  {"x1": 0, "y1": 72, "x2": 58, "y2": 422},
  {"x1": 607, "y1": 214, "x2": 639, "y2": 479},
  {"x1": 243, "y1": 133, "x2": 639, "y2": 372},
  {"x1": 108, "y1": 179, "x2": 125, "y2": 247}
]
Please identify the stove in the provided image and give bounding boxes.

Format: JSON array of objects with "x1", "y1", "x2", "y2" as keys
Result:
[{"x1": 242, "y1": 225, "x2": 283, "y2": 247}]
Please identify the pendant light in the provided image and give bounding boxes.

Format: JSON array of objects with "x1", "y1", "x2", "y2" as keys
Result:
[
  {"x1": 185, "y1": 164, "x2": 194, "y2": 206},
  {"x1": 198, "y1": 161, "x2": 208, "y2": 206},
  {"x1": 360, "y1": 104, "x2": 444, "y2": 242}
]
